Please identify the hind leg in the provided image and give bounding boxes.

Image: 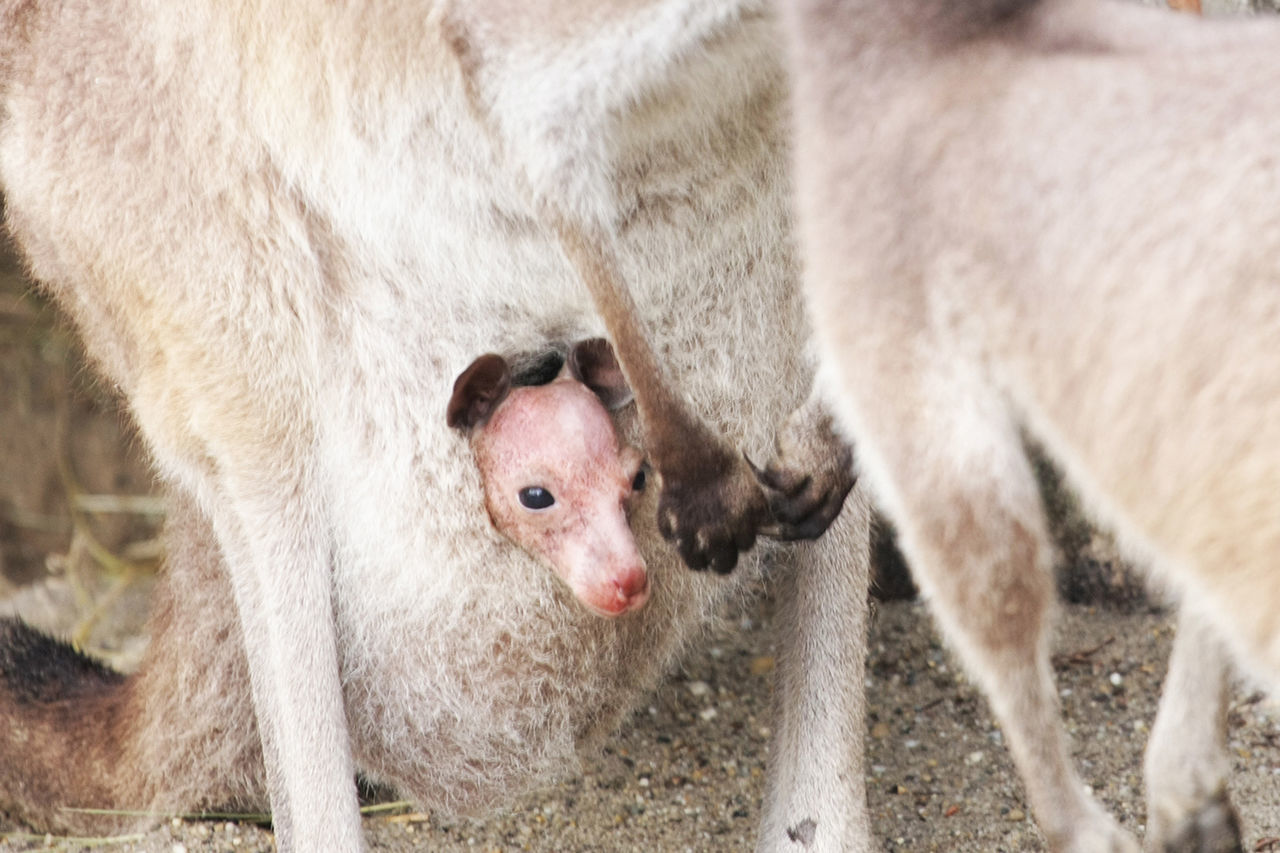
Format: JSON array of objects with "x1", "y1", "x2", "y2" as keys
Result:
[
  {"x1": 1144, "y1": 608, "x2": 1242, "y2": 853},
  {"x1": 758, "y1": 488, "x2": 874, "y2": 852},
  {"x1": 826, "y1": 351, "x2": 1138, "y2": 853}
]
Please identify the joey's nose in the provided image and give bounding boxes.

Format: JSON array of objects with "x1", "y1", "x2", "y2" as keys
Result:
[{"x1": 613, "y1": 565, "x2": 649, "y2": 612}]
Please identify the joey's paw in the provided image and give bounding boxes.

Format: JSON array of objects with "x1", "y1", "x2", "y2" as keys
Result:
[
  {"x1": 754, "y1": 411, "x2": 856, "y2": 541},
  {"x1": 655, "y1": 446, "x2": 771, "y2": 574},
  {"x1": 1147, "y1": 787, "x2": 1242, "y2": 853},
  {"x1": 754, "y1": 449, "x2": 855, "y2": 541}
]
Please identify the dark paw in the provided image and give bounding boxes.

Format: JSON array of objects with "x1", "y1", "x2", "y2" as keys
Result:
[
  {"x1": 754, "y1": 449, "x2": 855, "y2": 541},
  {"x1": 1160, "y1": 789, "x2": 1243, "y2": 853},
  {"x1": 753, "y1": 408, "x2": 856, "y2": 542},
  {"x1": 655, "y1": 447, "x2": 772, "y2": 574}
]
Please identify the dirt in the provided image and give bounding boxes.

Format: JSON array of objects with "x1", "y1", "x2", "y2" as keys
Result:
[{"x1": 2, "y1": 590, "x2": 1279, "y2": 853}]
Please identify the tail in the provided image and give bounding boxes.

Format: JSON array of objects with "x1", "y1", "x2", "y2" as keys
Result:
[
  {"x1": 0, "y1": 620, "x2": 138, "y2": 832},
  {"x1": 0, "y1": 493, "x2": 267, "y2": 834}
]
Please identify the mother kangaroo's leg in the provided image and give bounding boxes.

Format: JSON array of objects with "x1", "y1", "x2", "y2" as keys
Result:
[
  {"x1": 1144, "y1": 609, "x2": 1241, "y2": 853},
  {"x1": 759, "y1": 485, "x2": 873, "y2": 853},
  {"x1": 820, "y1": 335, "x2": 1139, "y2": 853}
]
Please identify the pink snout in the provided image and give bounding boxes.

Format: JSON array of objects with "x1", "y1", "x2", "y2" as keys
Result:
[
  {"x1": 582, "y1": 561, "x2": 649, "y2": 617},
  {"x1": 608, "y1": 563, "x2": 649, "y2": 614}
]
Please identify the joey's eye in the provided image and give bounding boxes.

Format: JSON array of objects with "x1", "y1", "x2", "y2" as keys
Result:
[
  {"x1": 518, "y1": 486, "x2": 555, "y2": 510},
  {"x1": 632, "y1": 468, "x2": 647, "y2": 492}
]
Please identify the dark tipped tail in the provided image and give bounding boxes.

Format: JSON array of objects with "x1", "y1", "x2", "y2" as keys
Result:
[
  {"x1": 0, "y1": 618, "x2": 138, "y2": 833},
  {"x1": 0, "y1": 618, "x2": 126, "y2": 704},
  {"x1": 0, "y1": 491, "x2": 267, "y2": 835}
]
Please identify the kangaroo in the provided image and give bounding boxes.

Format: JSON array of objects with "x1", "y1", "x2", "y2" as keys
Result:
[
  {"x1": 779, "y1": 0, "x2": 1280, "y2": 850},
  {"x1": 0, "y1": 1, "x2": 870, "y2": 850},
  {"x1": 448, "y1": 340, "x2": 650, "y2": 618}
]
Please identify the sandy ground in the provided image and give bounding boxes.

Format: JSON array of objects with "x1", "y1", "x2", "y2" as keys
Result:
[{"x1": 2, "y1": 588, "x2": 1279, "y2": 853}]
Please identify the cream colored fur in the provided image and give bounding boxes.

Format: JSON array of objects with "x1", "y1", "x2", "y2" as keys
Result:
[
  {"x1": 781, "y1": 0, "x2": 1280, "y2": 851},
  {"x1": 0, "y1": 1, "x2": 871, "y2": 851}
]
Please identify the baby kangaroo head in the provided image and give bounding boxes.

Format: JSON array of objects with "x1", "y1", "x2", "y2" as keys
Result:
[{"x1": 448, "y1": 339, "x2": 649, "y2": 617}]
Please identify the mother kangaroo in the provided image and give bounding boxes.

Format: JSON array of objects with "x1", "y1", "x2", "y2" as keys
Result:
[{"x1": 0, "y1": 2, "x2": 870, "y2": 851}]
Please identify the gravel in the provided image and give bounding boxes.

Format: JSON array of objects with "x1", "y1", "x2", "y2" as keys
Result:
[{"x1": 4, "y1": 595, "x2": 1279, "y2": 852}]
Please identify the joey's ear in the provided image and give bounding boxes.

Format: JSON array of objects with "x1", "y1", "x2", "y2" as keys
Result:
[
  {"x1": 568, "y1": 338, "x2": 633, "y2": 410},
  {"x1": 447, "y1": 354, "x2": 512, "y2": 432}
]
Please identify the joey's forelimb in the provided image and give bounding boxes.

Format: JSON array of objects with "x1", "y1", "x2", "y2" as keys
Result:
[
  {"x1": 757, "y1": 397, "x2": 858, "y2": 542},
  {"x1": 555, "y1": 224, "x2": 855, "y2": 572}
]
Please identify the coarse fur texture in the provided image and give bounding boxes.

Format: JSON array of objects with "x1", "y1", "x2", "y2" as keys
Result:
[
  {"x1": 780, "y1": 0, "x2": 1280, "y2": 851},
  {"x1": 0, "y1": 1, "x2": 872, "y2": 851}
]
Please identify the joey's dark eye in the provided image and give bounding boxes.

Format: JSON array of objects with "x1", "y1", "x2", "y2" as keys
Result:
[
  {"x1": 632, "y1": 468, "x2": 646, "y2": 492},
  {"x1": 518, "y1": 486, "x2": 555, "y2": 510}
]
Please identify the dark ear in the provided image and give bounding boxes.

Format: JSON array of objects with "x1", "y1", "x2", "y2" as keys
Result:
[
  {"x1": 567, "y1": 338, "x2": 633, "y2": 410},
  {"x1": 447, "y1": 354, "x2": 512, "y2": 432}
]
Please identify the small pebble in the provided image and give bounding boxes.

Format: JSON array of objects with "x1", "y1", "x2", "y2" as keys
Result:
[{"x1": 750, "y1": 656, "x2": 776, "y2": 676}]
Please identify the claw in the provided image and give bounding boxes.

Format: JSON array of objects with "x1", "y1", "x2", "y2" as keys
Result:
[
  {"x1": 646, "y1": 443, "x2": 772, "y2": 572},
  {"x1": 752, "y1": 420, "x2": 856, "y2": 542},
  {"x1": 708, "y1": 538, "x2": 739, "y2": 574},
  {"x1": 657, "y1": 507, "x2": 677, "y2": 542}
]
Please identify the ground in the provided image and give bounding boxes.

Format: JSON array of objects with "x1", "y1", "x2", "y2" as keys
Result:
[{"x1": 2, "y1": 593, "x2": 1280, "y2": 852}]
